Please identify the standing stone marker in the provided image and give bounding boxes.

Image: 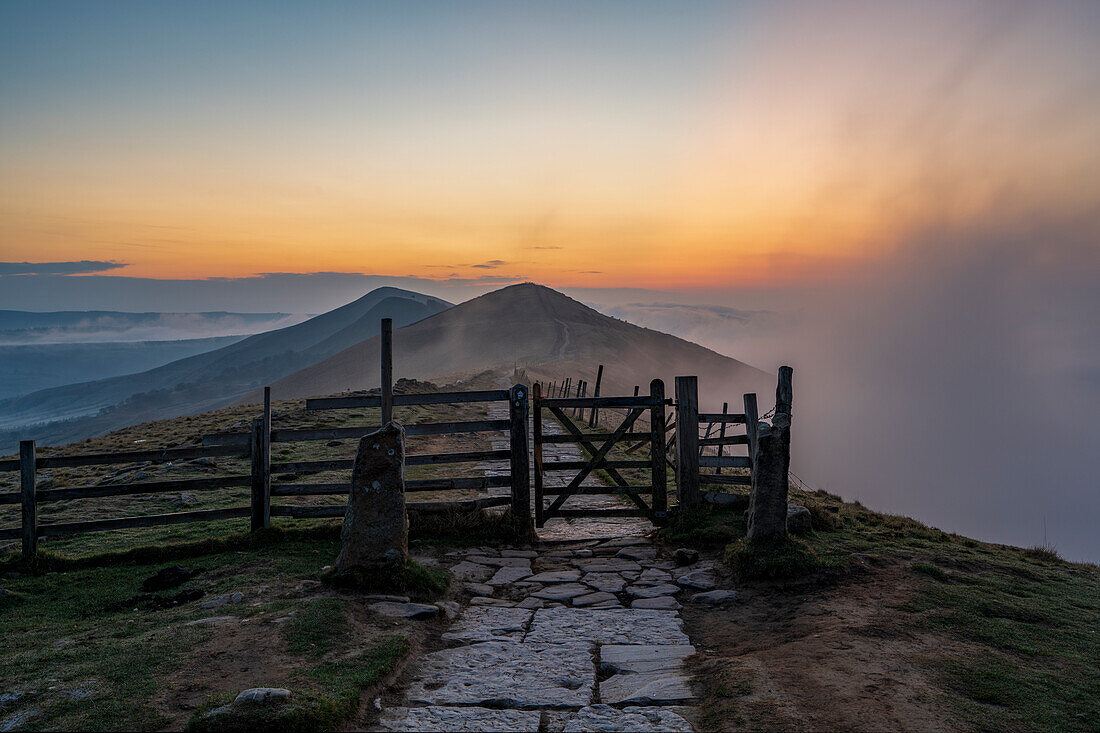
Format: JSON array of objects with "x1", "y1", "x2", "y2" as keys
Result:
[{"x1": 335, "y1": 422, "x2": 408, "y2": 573}]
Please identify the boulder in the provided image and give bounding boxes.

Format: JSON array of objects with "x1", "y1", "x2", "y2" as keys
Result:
[
  {"x1": 672, "y1": 548, "x2": 699, "y2": 566},
  {"x1": 335, "y1": 423, "x2": 408, "y2": 573},
  {"x1": 787, "y1": 504, "x2": 812, "y2": 535},
  {"x1": 689, "y1": 590, "x2": 738, "y2": 605}
]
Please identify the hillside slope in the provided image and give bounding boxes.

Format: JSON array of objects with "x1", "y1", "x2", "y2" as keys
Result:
[
  {"x1": 0, "y1": 288, "x2": 450, "y2": 448},
  {"x1": 266, "y1": 283, "x2": 772, "y2": 407}
]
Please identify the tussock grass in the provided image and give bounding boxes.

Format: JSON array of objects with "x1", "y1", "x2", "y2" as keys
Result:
[{"x1": 724, "y1": 534, "x2": 845, "y2": 581}]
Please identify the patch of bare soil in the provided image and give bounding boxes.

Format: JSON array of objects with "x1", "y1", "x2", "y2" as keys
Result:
[{"x1": 683, "y1": 558, "x2": 966, "y2": 732}]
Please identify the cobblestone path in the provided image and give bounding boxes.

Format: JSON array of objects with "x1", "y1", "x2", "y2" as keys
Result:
[{"x1": 376, "y1": 538, "x2": 735, "y2": 732}]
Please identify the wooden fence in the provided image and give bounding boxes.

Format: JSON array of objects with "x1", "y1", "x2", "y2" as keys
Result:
[{"x1": 0, "y1": 383, "x2": 532, "y2": 562}]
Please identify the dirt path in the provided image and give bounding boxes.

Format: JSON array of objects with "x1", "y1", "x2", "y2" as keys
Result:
[{"x1": 681, "y1": 560, "x2": 962, "y2": 732}]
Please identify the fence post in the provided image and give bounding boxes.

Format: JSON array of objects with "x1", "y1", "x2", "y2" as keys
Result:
[
  {"x1": 381, "y1": 317, "x2": 393, "y2": 425},
  {"x1": 742, "y1": 393, "x2": 759, "y2": 462},
  {"x1": 588, "y1": 364, "x2": 604, "y2": 428},
  {"x1": 715, "y1": 402, "x2": 729, "y2": 475},
  {"x1": 20, "y1": 440, "x2": 36, "y2": 562},
  {"x1": 250, "y1": 412, "x2": 270, "y2": 531},
  {"x1": 508, "y1": 384, "x2": 532, "y2": 538},
  {"x1": 674, "y1": 376, "x2": 701, "y2": 509},
  {"x1": 532, "y1": 382, "x2": 544, "y2": 528},
  {"x1": 746, "y1": 367, "x2": 793, "y2": 541},
  {"x1": 649, "y1": 379, "x2": 667, "y2": 516}
]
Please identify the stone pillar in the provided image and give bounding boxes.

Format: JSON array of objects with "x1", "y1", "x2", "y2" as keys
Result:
[
  {"x1": 335, "y1": 422, "x2": 408, "y2": 572},
  {"x1": 746, "y1": 367, "x2": 793, "y2": 542}
]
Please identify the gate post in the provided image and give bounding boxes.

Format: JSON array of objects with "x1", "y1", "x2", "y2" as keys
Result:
[
  {"x1": 532, "y1": 382, "x2": 545, "y2": 528},
  {"x1": 508, "y1": 384, "x2": 533, "y2": 537},
  {"x1": 380, "y1": 318, "x2": 393, "y2": 425},
  {"x1": 250, "y1": 411, "x2": 271, "y2": 531},
  {"x1": 649, "y1": 379, "x2": 667, "y2": 516},
  {"x1": 20, "y1": 440, "x2": 37, "y2": 562},
  {"x1": 674, "y1": 376, "x2": 701, "y2": 509}
]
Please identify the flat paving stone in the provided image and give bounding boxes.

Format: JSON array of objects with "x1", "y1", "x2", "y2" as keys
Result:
[
  {"x1": 469, "y1": 597, "x2": 515, "y2": 607},
  {"x1": 616, "y1": 546, "x2": 657, "y2": 561},
  {"x1": 676, "y1": 570, "x2": 718, "y2": 591},
  {"x1": 526, "y1": 569, "x2": 582, "y2": 583},
  {"x1": 488, "y1": 566, "x2": 533, "y2": 585},
  {"x1": 377, "y1": 706, "x2": 541, "y2": 732},
  {"x1": 501, "y1": 549, "x2": 538, "y2": 558},
  {"x1": 450, "y1": 561, "x2": 494, "y2": 583},
  {"x1": 581, "y1": 572, "x2": 626, "y2": 593},
  {"x1": 600, "y1": 645, "x2": 696, "y2": 707},
  {"x1": 442, "y1": 607, "x2": 534, "y2": 644},
  {"x1": 405, "y1": 641, "x2": 594, "y2": 709},
  {"x1": 572, "y1": 591, "x2": 616, "y2": 607},
  {"x1": 637, "y1": 568, "x2": 672, "y2": 583},
  {"x1": 531, "y1": 583, "x2": 590, "y2": 601},
  {"x1": 625, "y1": 583, "x2": 680, "y2": 599},
  {"x1": 525, "y1": 608, "x2": 689, "y2": 646},
  {"x1": 689, "y1": 590, "x2": 738, "y2": 605},
  {"x1": 561, "y1": 705, "x2": 693, "y2": 732},
  {"x1": 575, "y1": 558, "x2": 642, "y2": 573},
  {"x1": 631, "y1": 596, "x2": 682, "y2": 610},
  {"x1": 464, "y1": 582, "x2": 494, "y2": 596},
  {"x1": 516, "y1": 597, "x2": 545, "y2": 609},
  {"x1": 466, "y1": 555, "x2": 532, "y2": 569},
  {"x1": 369, "y1": 602, "x2": 439, "y2": 619}
]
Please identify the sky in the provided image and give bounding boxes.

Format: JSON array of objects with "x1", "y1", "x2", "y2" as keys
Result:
[
  {"x1": 1, "y1": 1, "x2": 1099, "y2": 559},
  {"x1": 2, "y1": 0, "x2": 1097, "y2": 296}
]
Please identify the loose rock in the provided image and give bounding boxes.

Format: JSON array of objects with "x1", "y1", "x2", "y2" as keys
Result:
[
  {"x1": 369, "y1": 601, "x2": 439, "y2": 619},
  {"x1": 672, "y1": 548, "x2": 699, "y2": 566}
]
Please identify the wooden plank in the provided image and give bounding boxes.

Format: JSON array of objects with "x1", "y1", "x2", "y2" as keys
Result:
[
  {"x1": 20, "y1": 440, "x2": 36, "y2": 559},
  {"x1": 538, "y1": 432, "x2": 650, "y2": 444},
  {"x1": 270, "y1": 483, "x2": 347, "y2": 496},
  {"x1": 381, "y1": 317, "x2": 393, "y2": 424},
  {"x1": 540, "y1": 396, "x2": 662, "y2": 408},
  {"x1": 541, "y1": 460, "x2": 650, "y2": 470},
  {"x1": 269, "y1": 450, "x2": 511, "y2": 475},
  {"x1": 697, "y1": 413, "x2": 746, "y2": 424},
  {"x1": 698, "y1": 435, "x2": 749, "y2": 447},
  {"x1": 269, "y1": 419, "x2": 510, "y2": 443},
  {"x1": 270, "y1": 505, "x2": 345, "y2": 519},
  {"x1": 0, "y1": 459, "x2": 19, "y2": 473},
  {"x1": 650, "y1": 378, "x2": 667, "y2": 513},
  {"x1": 271, "y1": 458, "x2": 354, "y2": 473},
  {"x1": 305, "y1": 395, "x2": 382, "y2": 409},
  {"x1": 700, "y1": 474, "x2": 752, "y2": 486},
  {"x1": 36, "y1": 443, "x2": 246, "y2": 468},
  {"x1": 674, "y1": 376, "x2": 701, "y2": 508},
  {"x1": 0, "y1": 493, "x2": 17, "y2": 506},
  {"x1": 409, "y1": 496, "x2": 512, "y2": 514},
  {"x1": 542, "y1": 486, "x2": 653, "y2": 496},
  {"x1": 38, "y1": 506, "x2": 250, "y2": 537},
  {"x1": 699, "y1": 455, "x2": 751, "y2": 468},
  {"x1": 407, "y1": 476, "x2": 512, "y2": 492},
  {"x1": 0, "y1": 526, "x2": 20, "y2": 540},
  {"x1": 36, "y1": 475, "x2": 251, "y2": 503}
]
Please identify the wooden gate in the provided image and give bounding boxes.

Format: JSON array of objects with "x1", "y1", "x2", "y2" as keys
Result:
[{"x1": 532, "y1": 379, "x2": 668, "y2": 526}]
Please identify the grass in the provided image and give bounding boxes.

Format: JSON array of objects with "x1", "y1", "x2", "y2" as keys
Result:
[
  {"x1": 323, "y1": 559, "x2": 449, "y2": 599},
  {"x1": 666, "y1": 484, "x2": 1100, "y2": 732},
  {"x1": 0, "y1": 533, "x2": 346, "y2": 731},
  {"x1": 184, "y1": 635, "x2": 409, "y2": 733},
  {"x1": 282, "y1": 598, "x2": 350, "y2": 657}
]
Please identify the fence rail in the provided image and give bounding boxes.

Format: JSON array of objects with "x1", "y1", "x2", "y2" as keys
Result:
[{"x1": 3, "y1": 380, "x2": 532, "y2": 561}]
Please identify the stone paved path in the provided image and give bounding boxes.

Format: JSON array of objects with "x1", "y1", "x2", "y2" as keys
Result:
[
  {"x1": 376, "y1": 538, "x2": 733, "y2": 732},
  {"x1": 480, "y1": 401, "x2": 651, "y2": 542}
]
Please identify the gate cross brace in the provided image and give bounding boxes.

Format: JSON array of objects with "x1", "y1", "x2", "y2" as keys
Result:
[{"x1": 545, "y1": 406, "x2": 653, "y2": 519}]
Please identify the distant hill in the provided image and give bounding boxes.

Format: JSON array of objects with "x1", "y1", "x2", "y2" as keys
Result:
[
  {"x1": 0, "y1": 288, "x2": 451, "y2": 449},
  {"x1": 0, "y1": 336, "x2": 246, "y2": 400},
  {"x1": 266, "y1": 283, "x2": 772, "y2": 408},
  {"x1": 0, "y1": 310, "x2": 305, "y2": 344}
]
